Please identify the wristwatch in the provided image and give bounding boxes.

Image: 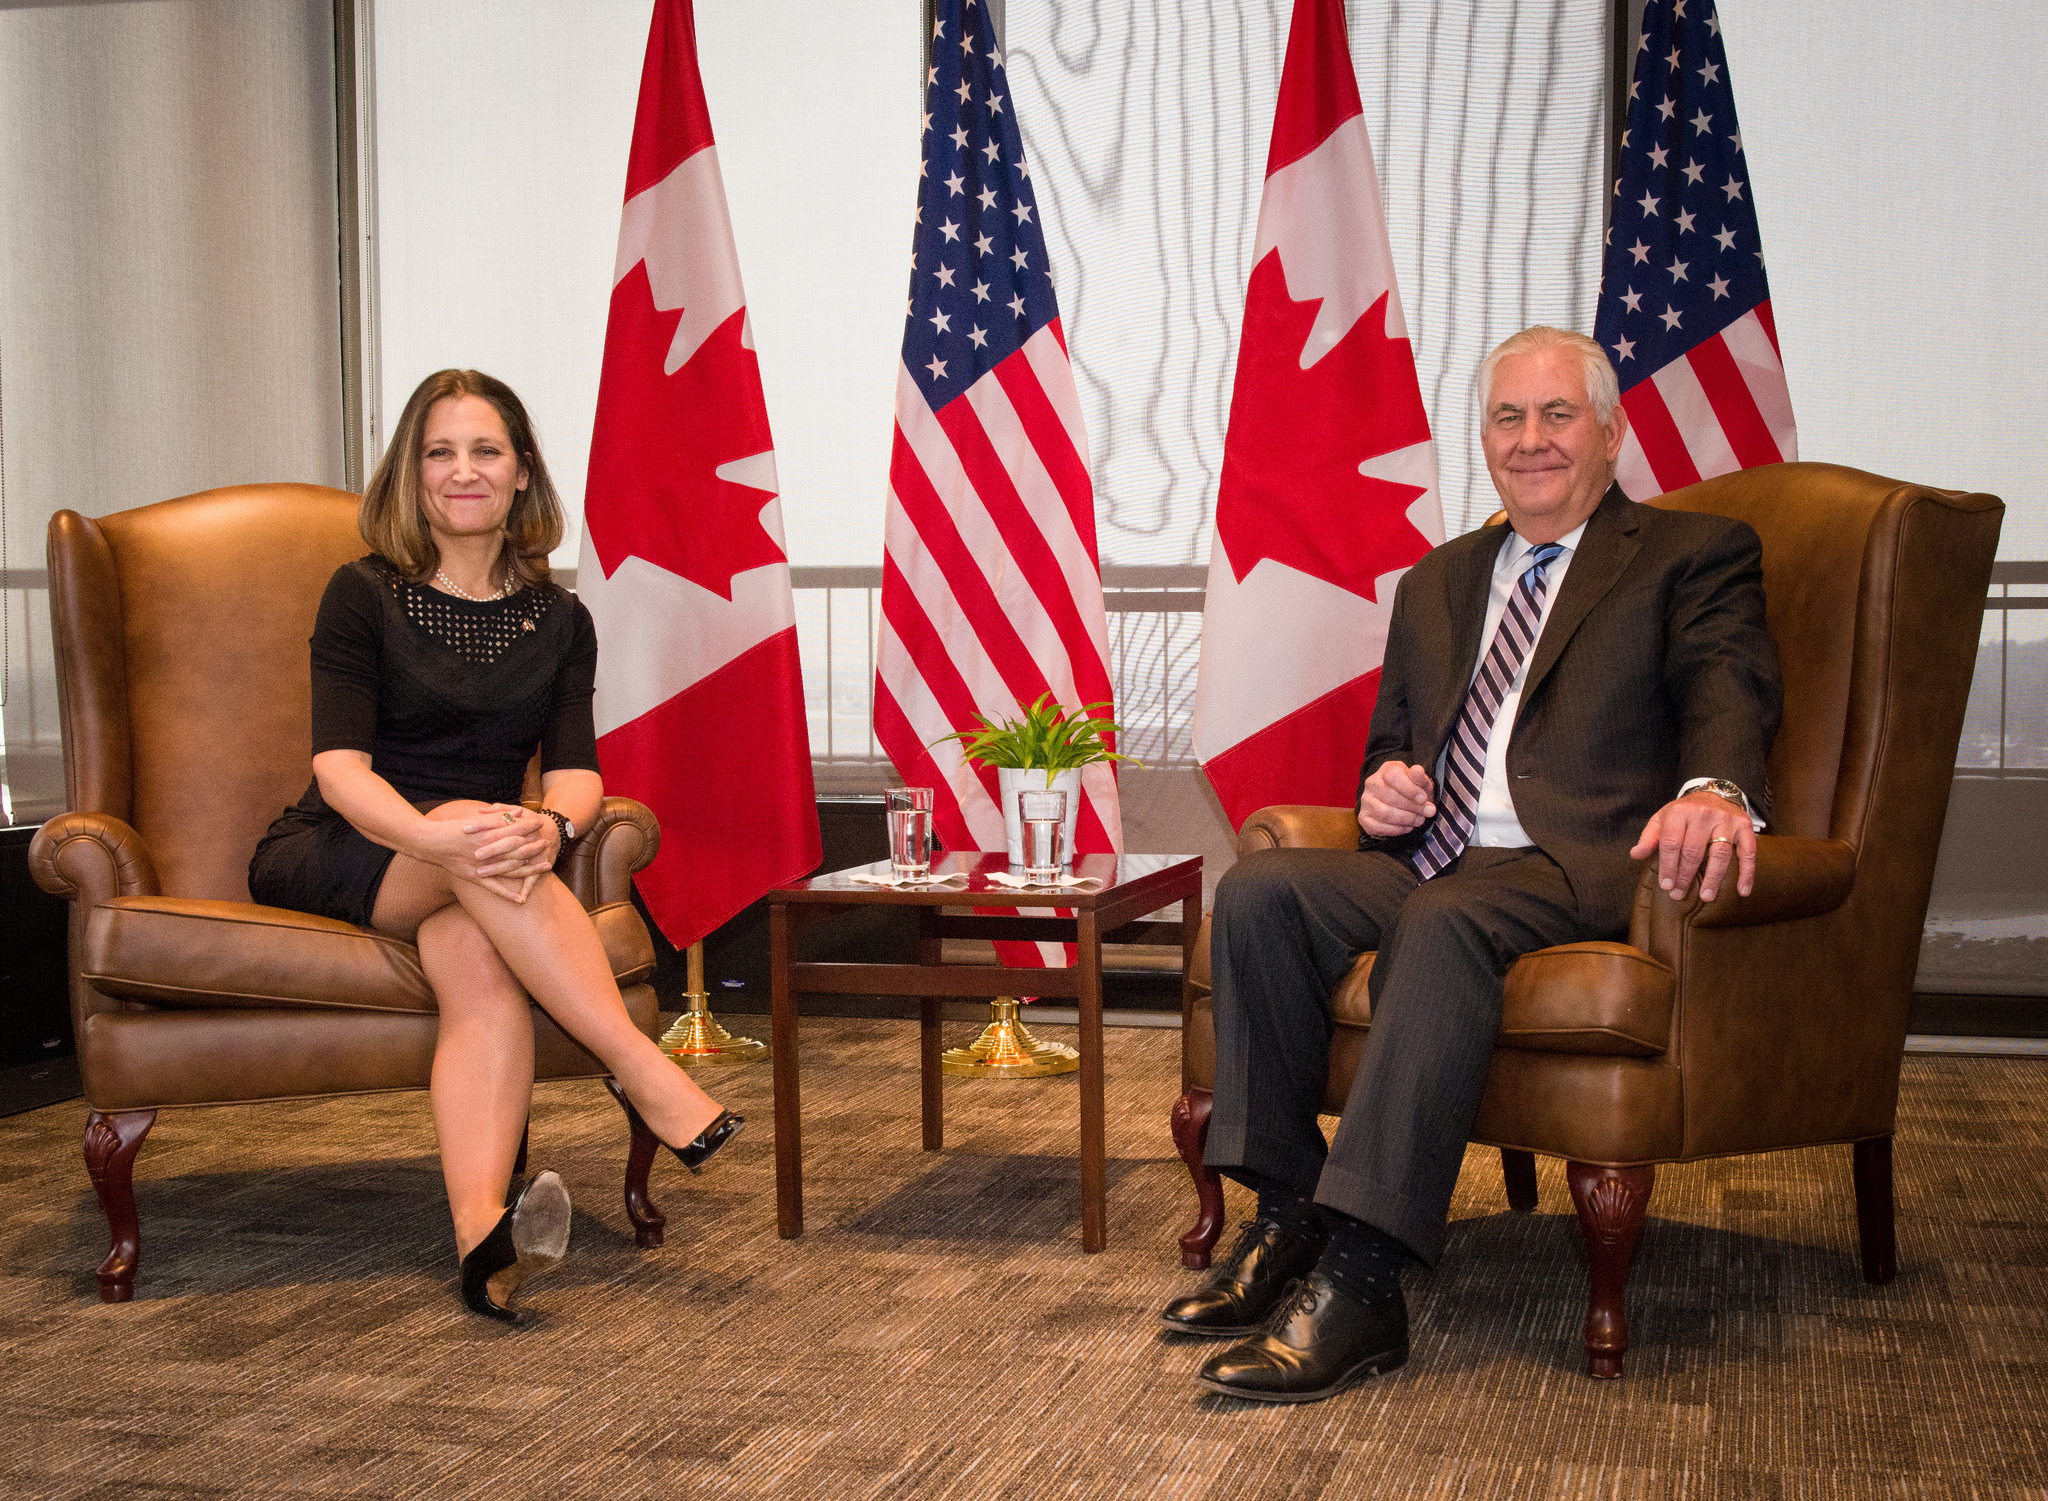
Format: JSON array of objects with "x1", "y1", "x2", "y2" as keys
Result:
[
  {"x1": 540, "y1": 808, "x2": 575, "y2": 856},
  {"x1": 1689, "y1": 778, "x2": 1747, "y2": 808}
]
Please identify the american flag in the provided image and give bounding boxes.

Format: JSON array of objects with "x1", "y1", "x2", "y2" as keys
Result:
[
  {"x1": 1594, "y1": 0, "x2": 1796, "y2": 498},
  {"x1": 874, "y1": 0, "x2": 1123, "y2": 937}
]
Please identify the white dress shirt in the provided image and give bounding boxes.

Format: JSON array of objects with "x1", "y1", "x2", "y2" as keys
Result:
[
  {"x1": 1446, "y1": 524, "x2": 1586, "y2": 849},
  {"x1": 1441, "y1": 522, "x2": 1762, "y2": 849}
]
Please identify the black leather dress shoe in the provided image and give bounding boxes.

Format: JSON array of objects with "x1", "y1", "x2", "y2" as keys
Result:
[
  {"x1": 1196, "y1": 1270, "x2": 1408, "y2": 1403},
  {"x1": 1159, "y1": 1214, "x2": 1330, "y2": 1338}
]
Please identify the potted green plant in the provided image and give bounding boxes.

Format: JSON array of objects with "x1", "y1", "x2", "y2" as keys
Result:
[{"x1": 928, "y1": 693, "x2": 1137, "y2": 864}]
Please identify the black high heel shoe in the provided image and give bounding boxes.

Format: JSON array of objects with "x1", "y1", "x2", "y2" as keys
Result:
[
  {"x1": 459, "y1": 1169, "x2": 572, "y2": 1326},
  {"x1": 670, "y1": 1111, "x2": 745, "y2": 1174}
]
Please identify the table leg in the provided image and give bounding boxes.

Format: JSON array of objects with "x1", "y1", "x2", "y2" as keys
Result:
[
  {"x1": 918, "y1": 908, "x2": 943, "y2": 1150},
  {"x1": 770, "y1": 901, "x2": 803, "y2": 1239},
  {"x1": 920, "y1": 996, "x2": 944, "y2": 1150},
  {"x1": 1078, "y1": 907, "x2": 1106, "y2": 1253}
]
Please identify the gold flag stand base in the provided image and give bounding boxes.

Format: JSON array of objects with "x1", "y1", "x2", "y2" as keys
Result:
[
  {"x1": 660, "y1": 944, "x2": 765, "y2": 1068},
  {"x1": 661, "y1": 991, "x2": 768, "y2": 1068},
  {"x1": 940, "y1": 997, "x2": 1078, "y2": 1078}
]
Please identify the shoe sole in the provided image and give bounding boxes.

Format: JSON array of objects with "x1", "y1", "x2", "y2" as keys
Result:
[
  {"x1": 1159, "y1": 1311, "x2": 1267, "y2": 1340},
  {"x1": 502, "y1": 1170, "x2": 572, "y2": 1300},
  {"x1": 1195, "y1": 1344, "x2": 1408, "y2": 1404}
]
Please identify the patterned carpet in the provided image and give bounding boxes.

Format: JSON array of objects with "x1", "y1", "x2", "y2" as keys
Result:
[{"x1": 0, "y1": 1018, "x2": 2042, "y2": 1499}]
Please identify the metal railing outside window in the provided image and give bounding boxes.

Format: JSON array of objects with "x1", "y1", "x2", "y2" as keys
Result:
[
  {"x1": 1959, "y1": 563, "x2": 2048, "y2": 773},
  {"x1": 792, "y1": 565, "x2": 1208, "y2": 776},
  {"x1": 795, "y1": 561, "x2": 2048, "y2": 781},
  {"x1": 2, "y1": 560, "x2": 2042, "y2": 819}
]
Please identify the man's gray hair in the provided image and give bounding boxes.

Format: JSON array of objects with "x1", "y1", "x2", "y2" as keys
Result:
[{"x1": 1475, "y1": 326, "x2": 1620, "y2": 424}]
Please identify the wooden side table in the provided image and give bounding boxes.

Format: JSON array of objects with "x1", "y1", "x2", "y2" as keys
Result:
[{"x1": 767, "y1": 851, "x2": 1202, "y2": 1252}]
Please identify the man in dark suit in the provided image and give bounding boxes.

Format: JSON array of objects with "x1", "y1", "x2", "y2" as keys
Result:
[{"x1": 1165, "y1": 326, "x2": 1782, "y2": 1403}]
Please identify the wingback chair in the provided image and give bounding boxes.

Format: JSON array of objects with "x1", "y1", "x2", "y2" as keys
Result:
[
  {"x1": 1170, "y1": 462, "x2": 2002, "y2": 1376},
  {"x1": 29, "y1": 484, "x2": 674, "y2": 1302}
]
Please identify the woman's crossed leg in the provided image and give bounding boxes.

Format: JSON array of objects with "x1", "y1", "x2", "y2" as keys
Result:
[{"x1": 372, "y1": 800, "x2": 723, "y2": 1258}]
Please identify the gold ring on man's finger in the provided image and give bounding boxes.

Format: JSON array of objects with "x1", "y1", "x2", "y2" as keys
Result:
[{"x1": 1707, "y1": 834, "x2": 1732, "y2": 845}]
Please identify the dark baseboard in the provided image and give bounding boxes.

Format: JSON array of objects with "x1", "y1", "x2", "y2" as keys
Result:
[
  {"x1": 2, "y1": 824, "x2": 77, "y2": 1072},
  {"x1": 708, "y1": 967, "x2": 1184, "y2": 1021},
  {"x1": 0, "y1": 1055, "x2": 81, "y2": 1118},
  {"x1": 1908, "y1": 993, "x2": 2048, "y2": 1040}
]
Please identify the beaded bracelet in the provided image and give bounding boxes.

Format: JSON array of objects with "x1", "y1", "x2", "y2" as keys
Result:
[{"x1": 539, "y1": 808, "x2": 574, "y2": 862}]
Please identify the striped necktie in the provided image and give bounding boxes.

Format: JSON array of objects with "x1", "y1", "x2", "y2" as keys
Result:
[{"x1": 1410, "y1": 541, "x2": 1565, "y2": 880}]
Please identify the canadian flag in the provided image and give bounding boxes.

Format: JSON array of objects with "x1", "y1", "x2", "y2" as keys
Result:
[
  {"x1": 1191, "y1": 0, "x2": 1444, "y2": 829},
  {"x1": 577, "y1": 0, "x2": 820, "y2": 946}
]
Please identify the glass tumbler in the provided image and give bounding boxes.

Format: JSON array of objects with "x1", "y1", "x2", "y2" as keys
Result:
[
  {"x1": 1017, "y1": 789, "x2": 1067, "y2": 883},
  {"x1": 887, "y1": 786, "x2": 935, "y2": 878}
]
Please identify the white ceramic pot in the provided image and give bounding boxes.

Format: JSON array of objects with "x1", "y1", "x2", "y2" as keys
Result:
[{"x1": 996, "y1": 765, "x2": 1083, "y2": 867}]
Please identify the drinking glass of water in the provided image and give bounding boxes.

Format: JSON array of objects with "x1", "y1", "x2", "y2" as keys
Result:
[
  {"x1": 1017, "y1": 789, "x2": 1066, "y2": 883},
  {"x1": 887, "y1": 786, "x2": 934, "y2": 878}
]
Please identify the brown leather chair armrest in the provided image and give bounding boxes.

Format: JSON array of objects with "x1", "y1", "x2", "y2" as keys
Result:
[
  {"x1": 550, "y1": 796, "x2": 661, "y2": 910},
  {"x1": 1631, "y1": 835, "x2": 1856, "y2": 954},
  {"x1": 30, "y1": 811, "x2": 161, "y2": 905},
  {"x1": 1238, "y1": 804, "x2": 1359, "y2": 853}
]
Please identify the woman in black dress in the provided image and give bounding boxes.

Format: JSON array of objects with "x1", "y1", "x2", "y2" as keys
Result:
[{"x1": 251, "y1": 369, "x2": 740, "y2": 1325}]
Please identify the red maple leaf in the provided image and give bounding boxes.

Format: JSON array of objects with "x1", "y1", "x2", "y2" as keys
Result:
[
  {"x1": 585, "y1": 259, "x2": 784, "y2": 600},
  {"x1": 1214, "y1": 249, "x2": 1435, "y2": 598}
]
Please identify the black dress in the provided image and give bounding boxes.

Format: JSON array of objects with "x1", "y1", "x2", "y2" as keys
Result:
[{"x1": 249, "y1": 556, "x2": 600, "y2": 927}]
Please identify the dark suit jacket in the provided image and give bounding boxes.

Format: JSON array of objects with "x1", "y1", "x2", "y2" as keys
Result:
[{"x1": 1357, "y1": 484, "x2": 1782, "y2": 928}]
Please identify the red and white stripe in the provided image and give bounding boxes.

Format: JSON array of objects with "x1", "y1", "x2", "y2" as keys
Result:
[
  {"x1": 578, "y1": 0, "x2": 820, "y2": 948},
  {"x1": 874, "y1": 324, "x2": 1121, "y2": 968},
  {"x1": 1192, "y1": 0, "x2": 1443, "y2": 829},
  {"x1": 1615, "y1": 302, "x2": 1798, "y2": 500}
]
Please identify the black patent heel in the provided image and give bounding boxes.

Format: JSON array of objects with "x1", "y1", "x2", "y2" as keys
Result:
[
  {"x1": 458, "y1": 1169, "x2": 571, "y2": 1325},
  {"x1": 670, "y1": 1111, "x2": 745, "y2": 1174}
]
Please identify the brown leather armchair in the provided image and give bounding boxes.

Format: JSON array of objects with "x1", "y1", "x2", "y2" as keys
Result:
[
  {"x1": 29, "y1": 484, "x2": 676, "y2": 1301},
  {"x1": 1170, "y1": 462, "x2": 2002, "y2": 1376}
]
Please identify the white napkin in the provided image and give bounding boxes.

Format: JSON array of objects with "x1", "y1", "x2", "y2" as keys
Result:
[
  {"x1": 846, "y1": 870, "x2": 971, "y2": 889},
  {"x1": 982, "y1": 871, "x2": 1105, "y2": 891}
]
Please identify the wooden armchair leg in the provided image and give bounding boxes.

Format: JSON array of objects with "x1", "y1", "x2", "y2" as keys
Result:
[
  {"x1": 1170, "y1": 1086, "x2": 1226, "y2": 1270},
  {"x1": 83, "y1": 1109, "x2": 157, "y2": 1303},
  {"x1": 604, "y1": 1079, "x2": 667, "y2": 1249},
  {"x1": 1501, "y1": 1148, "x2": 1539, "y2": 1212},
  {"x1": 1565, "y1": 1161, "x2": 1655, "y2": 1379},
  {"x1": 1852, "y1": 1136, "x2": 1897, "y2": 1285}
]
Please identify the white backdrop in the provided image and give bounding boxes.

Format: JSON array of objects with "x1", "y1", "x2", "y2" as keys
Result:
[
  {"x1": 368, "y1": 2, "x2": 1609, "y2": 577},
  {"x1": 1722, "y1": 0, "x2": 2042, "y2": 557},
  {"x1": 371, "y1": 1, "x2": 920, "y2": 569},
  {"x1": 369, "y1": 2, "x2": 2041, "y2": 569},
  {"x1": 1011, "y1": 1, "x2": 1608, "y2": 560}
]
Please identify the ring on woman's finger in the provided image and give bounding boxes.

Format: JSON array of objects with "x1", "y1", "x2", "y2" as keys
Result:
[{"x1": 501, "y1": 810, "x2": 519, "y2": 825}]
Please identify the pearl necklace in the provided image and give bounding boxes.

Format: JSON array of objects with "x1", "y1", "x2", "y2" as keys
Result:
[{"x1": 432, "y1": 564, "x2": 516, "y2": 602}]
